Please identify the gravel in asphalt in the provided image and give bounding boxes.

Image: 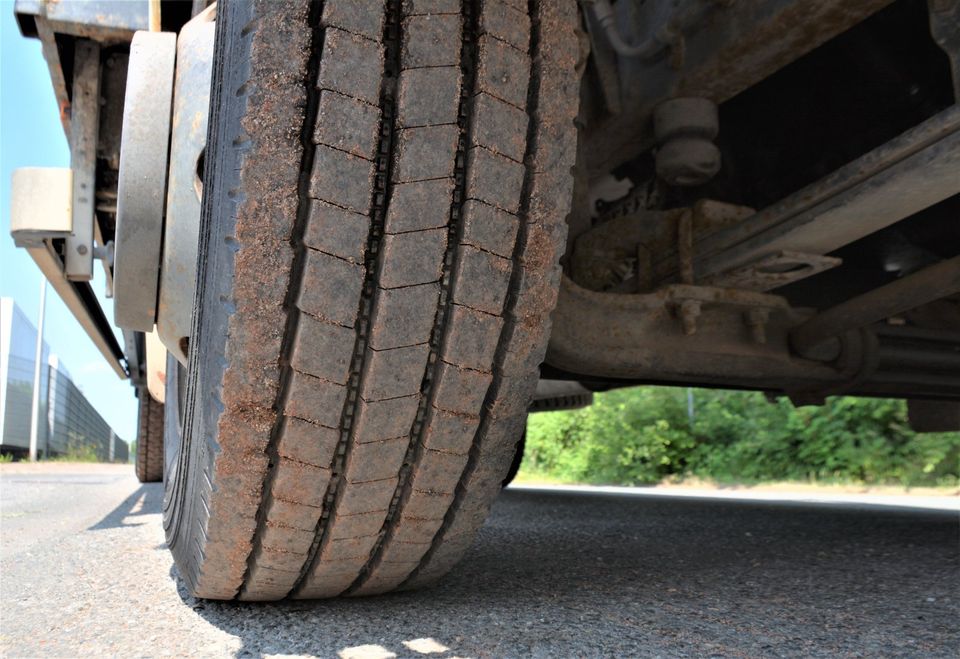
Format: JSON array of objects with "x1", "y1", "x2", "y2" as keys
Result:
[{"x1": 1, "y1": 465, "x2": 957, "y2": 658}]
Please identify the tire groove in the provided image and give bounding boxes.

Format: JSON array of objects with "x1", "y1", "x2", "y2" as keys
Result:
[
  {"x1": 347, "y1": 0, "x2": 481, "y2": 596},
  {"x1": 288, "y1": 0, "x2": 401, "y2": 599},
  {"x1": 400, "y1": 0, "x2": 546, "y2": 589}
]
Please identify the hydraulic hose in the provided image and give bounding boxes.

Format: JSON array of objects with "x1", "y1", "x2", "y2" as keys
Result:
[{"x1": 588, "y1": 0, "x2": 672, "y2": 59}]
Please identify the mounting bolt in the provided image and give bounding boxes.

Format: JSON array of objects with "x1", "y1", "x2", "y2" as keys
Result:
[
  {"x1": 654, "y1": 97, "x2": 721, "y2": 187},
  {"x1": 679, "y1": 299, "x2": 701, "y2": 336},
  {"x1": 93, "y1": 240, "x2": 115, "y2": 267}
]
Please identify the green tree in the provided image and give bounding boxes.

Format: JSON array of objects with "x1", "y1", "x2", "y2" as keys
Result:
[{"x1": 523, "y1": 388, "x2": 960, "y2": 487}]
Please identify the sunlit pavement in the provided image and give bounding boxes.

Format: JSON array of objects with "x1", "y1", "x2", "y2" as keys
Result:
[
  {"x1": 1, "y1": 464, "x2": 957, "y2": 657},
  {"x1": 509, "y1": 482, "x2": 960, "y2": 511}
]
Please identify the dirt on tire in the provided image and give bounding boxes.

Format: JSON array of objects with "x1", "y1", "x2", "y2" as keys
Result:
[
  {"x1": 163, "y1": 0, "x2": 581, "y2": 601},
  {"x1": 135, "y1": 389, "x2": 164, "y2": 483}
]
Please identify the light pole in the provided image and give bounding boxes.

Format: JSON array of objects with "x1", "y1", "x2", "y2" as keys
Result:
[{"x1": 28, "y1": 279, "x2": 47, "y2": 461}]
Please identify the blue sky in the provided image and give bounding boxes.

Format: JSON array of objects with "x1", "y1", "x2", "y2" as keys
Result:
[{"x1": 1, "y1": 9, "x2": 137, "y2": 442}]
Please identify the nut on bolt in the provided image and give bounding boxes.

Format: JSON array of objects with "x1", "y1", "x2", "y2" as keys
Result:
[{"x1": 654, "y1": 97, "x2": 721, "y2": 187}]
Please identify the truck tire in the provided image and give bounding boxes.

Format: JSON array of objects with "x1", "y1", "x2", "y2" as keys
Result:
[
  {"x1": 502, "y1": 429, "x2": 526, "y2": 487},
  {"x1": 162, "y1": 0, "x2": 580, "y2": 600},
  {"x1": 135, "y1": 388, "x2": 164, "y2": 483}
]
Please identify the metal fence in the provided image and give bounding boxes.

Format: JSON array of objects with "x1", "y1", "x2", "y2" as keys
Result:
[{"x1": 2, "y1": 355, "x2": 127, "y2": 462}]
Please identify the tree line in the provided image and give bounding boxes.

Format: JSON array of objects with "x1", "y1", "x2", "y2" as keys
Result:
[{"x1": 523, "y1": 387, "x2": 960, "y2": 487}]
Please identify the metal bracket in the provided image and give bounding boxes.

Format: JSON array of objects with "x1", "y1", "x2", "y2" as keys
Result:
[
  {"x1": 700, "y1": 250, "x2": 842, "y2": 292},
  {"x1": 10, "y1": 168, "x2": 73, "y2": 247},
  {"x1": 546, "y1": 274, "x2": 836, "y2": 388},
  {"x1": 65, "y1": 39, "x2": 101, "y2": 281}
]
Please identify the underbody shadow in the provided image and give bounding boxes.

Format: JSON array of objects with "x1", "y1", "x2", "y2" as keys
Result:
[
  {"x1": 88, "y1": 482, "x2": 164, "y2": 531},
  {"x1": 169, "y1": 490, "x2": 959, "y2": 658}
]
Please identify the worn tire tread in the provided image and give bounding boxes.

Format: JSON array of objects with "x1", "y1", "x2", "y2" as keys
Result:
[
  {"x1": 163, "y1": 0, "x2": 579, "y2": 601},
  {"x1": 135, "y1": 389, "x2": 164, "y2": 483}
]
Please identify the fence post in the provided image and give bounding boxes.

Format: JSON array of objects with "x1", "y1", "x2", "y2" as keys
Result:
[{"x1": 28, "y1": 280, "x2": 47, "y2": 461}]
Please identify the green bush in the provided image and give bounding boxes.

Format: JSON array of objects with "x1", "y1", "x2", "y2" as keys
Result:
[
  {"x1": 524, "y1": 387, "x2": 960, "y2": 487},
  {"x1": 50, "y1": 431, "x2": 102, "y2": 463}
]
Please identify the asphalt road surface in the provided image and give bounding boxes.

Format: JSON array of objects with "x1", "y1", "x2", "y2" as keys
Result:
[{"x1": 1, "y1": 465, "x2": 957, "y2": 658}]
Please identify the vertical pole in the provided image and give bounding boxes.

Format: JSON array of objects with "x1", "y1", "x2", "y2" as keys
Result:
[
  {"x1": 44, "y1": 362, "x2": 53, "y2": 458},
  {"x1": 148, "y1": 0, "x2": 162, "y2": 32},
  {"x1": 29, "y1": 280, "x2": 47, "y2": 461}
]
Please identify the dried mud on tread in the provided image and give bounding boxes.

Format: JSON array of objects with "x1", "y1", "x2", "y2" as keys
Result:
[{"x1": 165, "y1": 0, "x2": 581, "y2": 602}]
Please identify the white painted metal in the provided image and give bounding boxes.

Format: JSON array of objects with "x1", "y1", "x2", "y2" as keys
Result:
[
  {"x1": 10, "y1": 168, "x2": 73, "y2": 245},
  {"x1": 113, "y1": 30, "x2": 176, "y2": 331},
  {"x1": 157, "y1": 10, "x2": 215, "y2": 365}
]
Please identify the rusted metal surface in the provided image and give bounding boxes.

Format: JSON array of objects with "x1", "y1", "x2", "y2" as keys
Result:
[
  {"x1": 581, "y1": 0, "x2": 894, "y2": 175},
  {"x1": 700, "y1": 250, "x2": 842, "y2": 292},
  {"x1": 30, "y1": 17, "x2": 72, "y2": 139},
  {"x1": 96, "y1": 52, "x2": 128, "y2": 172},
  {"x1": 93, "y1": 50, "x2": 129, "y2": 298},
  {"x1": 546, "y1": 274, "x2": 960, "y2": 398},
  {"x1": 571, "y1": 200, "x2": 753, "y2": 292},
  {"x1": 660, "y1": 106, "x2": 960, "y2": 285},
  {"x1": 15, "y1": 0, "x2": 150, "y2": 141},
  {"x1": 546, "y1": 274, "x2": 833, "y2": 385},
  {"x1": 791, "y1": 255, "x2": 960, "y2": 357},
  {"x1": 16, "y1": 0, "x2": 149, "y2": 43}
]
